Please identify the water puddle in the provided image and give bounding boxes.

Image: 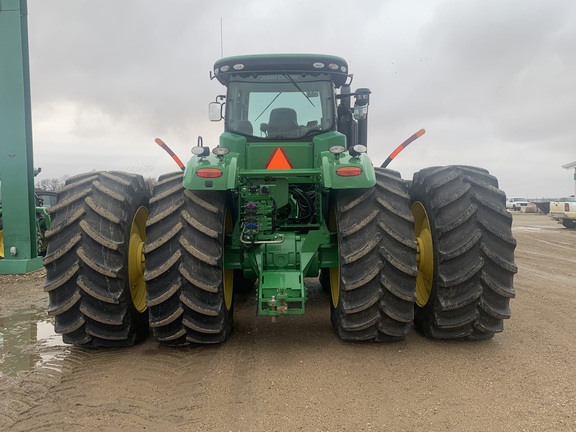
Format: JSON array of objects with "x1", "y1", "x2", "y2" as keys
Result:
[{"x1": 0, "y1": 307, "x2": 68, "y2": 376}]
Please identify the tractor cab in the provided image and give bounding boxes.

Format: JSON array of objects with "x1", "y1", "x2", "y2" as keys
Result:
[
  {"x1": 209, "y1": 54, "x2": 368, "y2": 148},
  {"x1": 221, "y1": 73, "x2": 335, "y2": 140}
]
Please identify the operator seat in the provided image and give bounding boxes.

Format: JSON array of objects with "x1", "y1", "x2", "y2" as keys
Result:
[
  {"x1": 232, "y1": 120, "x2": 253, "y2": 135},
  {"x1": 266, "y1": 108, "x2": 298, "y2": 137}
]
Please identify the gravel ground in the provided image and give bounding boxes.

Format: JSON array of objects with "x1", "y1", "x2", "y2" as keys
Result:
[{"x1": 1, "y1": 213, "x2": 575, "y2": 431}]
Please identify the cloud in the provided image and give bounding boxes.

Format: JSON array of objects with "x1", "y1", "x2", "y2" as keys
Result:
[
  {"x1": 365, "y1": 0, "x2": 576, "y2": 196},
  {"x1": 24, "y1": 0, "x2": 576, "y2": 197}
]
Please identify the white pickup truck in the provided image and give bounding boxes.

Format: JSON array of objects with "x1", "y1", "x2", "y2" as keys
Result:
[
  {"x1": 549, "y1": 197, "x2": 576, "y2": 228},
  {"x1": 506, "y1": 197, "x2": 530, "y2": 211}
]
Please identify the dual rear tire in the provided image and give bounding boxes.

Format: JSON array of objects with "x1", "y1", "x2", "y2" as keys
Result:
[
  {"x1": 328, "y1": 165, "x2": 517, "y2": 342},
  {"x1": 44, "y1": 171, "x2": 235, "y2": 348}
]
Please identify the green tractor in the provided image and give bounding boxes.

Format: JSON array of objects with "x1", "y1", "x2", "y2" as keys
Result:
[
  {"x1": 0, "y1": 177, "x2": 51, "y2": 260},
  {"x1": 43, "y1": 54, "x2": 516, "y2": 347}
]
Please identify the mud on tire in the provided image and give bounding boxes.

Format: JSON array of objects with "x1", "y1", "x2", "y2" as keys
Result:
[
  {"x1": 410, "y1": 166, "x2": 517, "y2": 340},
  {"x1": 330, "y1": 168, "x2": 418, "y2": 342},
  {"x1": 43, "y1": 172, "x2": 150, "y2": 347},
  {"x1": 145, "y1": 172, "x2": 233, "y2": 346}
]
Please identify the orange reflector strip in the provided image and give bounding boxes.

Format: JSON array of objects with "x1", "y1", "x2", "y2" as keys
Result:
[
  {"x1": 389, "y1": 145, "x2": 403, "y2": 159},
  {"x1": 196, "y1": 168, "x2": 223, "y2": 178},
  {"x1": 266, "y1": 148, "x2": 292, "y2": 170},
  {"x1": 336, "y1": 166, "x2": 363, "y2": 177}
]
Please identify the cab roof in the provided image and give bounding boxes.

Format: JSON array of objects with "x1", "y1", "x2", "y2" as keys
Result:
[{"x1": 212, "y1": 54, "x2": 350, "y2": 88}]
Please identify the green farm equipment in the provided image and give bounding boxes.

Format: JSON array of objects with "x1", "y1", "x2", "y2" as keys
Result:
[
  {"x1": 43, "y1": 54, "x2": 517, "y2": 347},
  {"x1": 0, "y1": 178, "x2": 51, "y2": 260}
]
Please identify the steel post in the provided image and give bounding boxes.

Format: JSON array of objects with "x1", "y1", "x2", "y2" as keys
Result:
[{"x1": 0, "y1": 0, "x2": 43, "y2": 273}]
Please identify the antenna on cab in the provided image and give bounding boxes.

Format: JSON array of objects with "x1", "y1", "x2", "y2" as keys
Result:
[{"x1": 220, "y1": 18, "x2": 224, "y2": 58}]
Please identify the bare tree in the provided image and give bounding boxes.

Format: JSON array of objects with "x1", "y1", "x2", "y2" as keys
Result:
[{"x1": 35, "y1": 177, "x2": 67, "y2": 191}]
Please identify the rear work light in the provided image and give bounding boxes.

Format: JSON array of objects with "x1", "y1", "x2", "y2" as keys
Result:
[
  {"x1": 196, "y1": 168, "x2": 223, "y2": 178},
  {"x1": 336, "y1": 166, "x2": 363, "y2": 177}
]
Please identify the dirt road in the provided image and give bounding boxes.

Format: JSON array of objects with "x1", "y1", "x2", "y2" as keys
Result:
[{"x1": 1, "y1": 213, "x2": 575, "y2": 431}]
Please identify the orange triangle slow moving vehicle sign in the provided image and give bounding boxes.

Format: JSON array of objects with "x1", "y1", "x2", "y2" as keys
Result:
[{"x1": 266, "y1": 147, "x2": 292, "y2": 170}]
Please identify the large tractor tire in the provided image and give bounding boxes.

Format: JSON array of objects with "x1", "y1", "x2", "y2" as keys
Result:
[
  {"x1": 562, "y1": 219, "x2": 576, "y2": 229},
  {"x1": 43, "y1": 172, "x2": 150, "y2": 346},
  {"x1": 329, "y1": 168, "x2": 418, "y2": 342},
  {"x1": 145, "y1": 172, "x2": 234, "y2": 346},
  {"x1": 410, "y1": 166, "x2": 517, "y2": 340}
]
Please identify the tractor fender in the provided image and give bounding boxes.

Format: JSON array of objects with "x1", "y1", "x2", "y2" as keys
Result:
[
  {"x1": 320, "y1": 151, "x2": 376, "y2": 189},
  {"x1": 182, "y1": 153, "x2": 239, "y2": 191}
]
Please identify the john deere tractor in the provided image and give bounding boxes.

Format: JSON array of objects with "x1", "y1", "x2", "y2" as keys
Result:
[{"x1": 43, "y1": 54, "x2": 516, "y2": 347}]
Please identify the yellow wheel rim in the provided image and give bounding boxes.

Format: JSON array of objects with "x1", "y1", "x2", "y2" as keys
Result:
[
  {"x1": 223, "y1": 210, "x2": 234, "y2": 311},
  {"x1": 0, "y1": 229, "x2": 4, "y2": 259},
  {"x1": 412, "y1": 202, "x2": 434, "y2": 307},
  {"x1": 330, "y1": 267, "x2": 340, "y2": 308},
  {"x1": 128, "y1": 206, "x2": 148, "y2": 313},
  {"x1": 328, "y1": 206, "x2": 340, "y2": 308}
]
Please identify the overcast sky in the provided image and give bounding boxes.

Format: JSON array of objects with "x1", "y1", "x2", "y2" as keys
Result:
[{"x1": 25, "y1": 0, "x2": 576, "y2": 198}]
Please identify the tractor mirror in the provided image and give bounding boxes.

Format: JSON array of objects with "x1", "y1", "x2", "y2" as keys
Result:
[{"x1": 209, "y1": 102, "x2": 223, "y2": 122}]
